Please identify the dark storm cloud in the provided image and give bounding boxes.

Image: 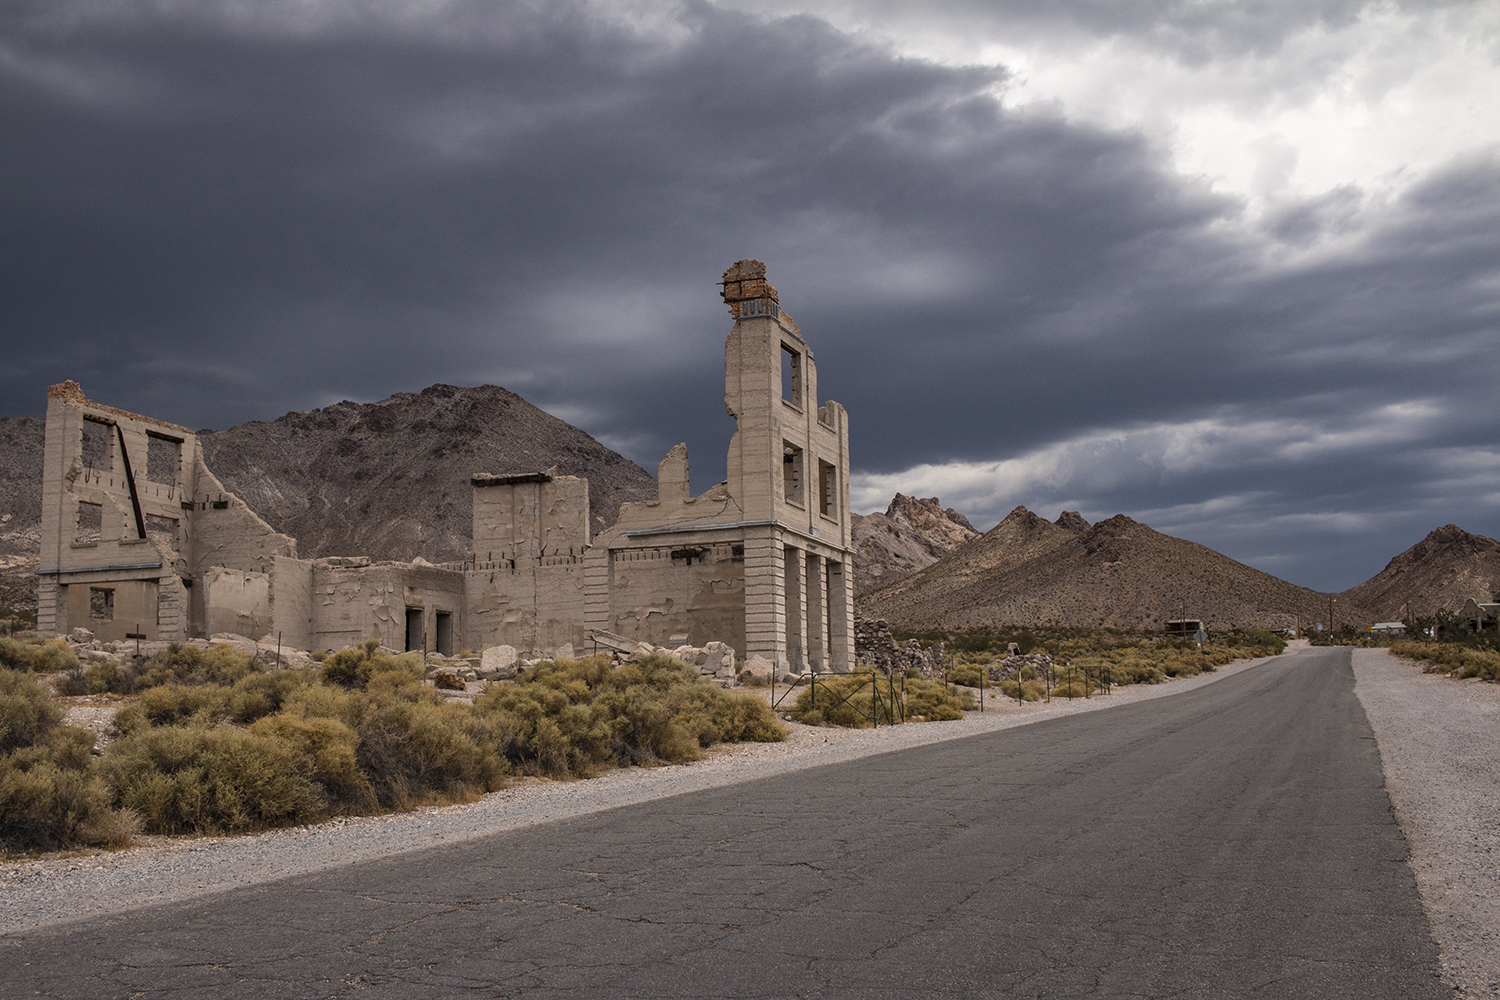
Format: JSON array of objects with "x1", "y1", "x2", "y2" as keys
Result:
[{"x1": 2, "y1": 0, "x2": 1497, "y2": 591}]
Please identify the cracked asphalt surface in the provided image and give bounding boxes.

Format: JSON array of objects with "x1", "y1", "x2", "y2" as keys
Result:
[{"x1": 2, "y1": 647, "x2": 1447, "y2": 998}]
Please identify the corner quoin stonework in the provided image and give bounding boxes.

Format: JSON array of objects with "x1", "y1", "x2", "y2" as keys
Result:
[{"x1": 35, "y1": 261, "x2": 855, "y2": 674}]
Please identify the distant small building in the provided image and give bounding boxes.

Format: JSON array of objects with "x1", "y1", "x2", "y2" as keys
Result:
[
  {"x1": 1165, "y1": 619, "x2": 1203, "y2": 637},
  {"x1": 1368, "y1": 622, "x2": 1406, "y2": 636},
  {"x1": 1461, "y1": 599, "x2": 1499, "y2": 632}
]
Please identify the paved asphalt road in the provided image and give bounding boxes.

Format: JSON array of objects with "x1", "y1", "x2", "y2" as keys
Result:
[{"x1": 3, "y1": 648, "x2": 1448, "y2": 998}]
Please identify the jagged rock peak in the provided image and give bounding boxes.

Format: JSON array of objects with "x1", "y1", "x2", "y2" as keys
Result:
[
  {"x1": 886, "y1": 493, "x2": 979, "y2": 537},
  {"x1": 1054, "y1": 510, "x2": 1090, "y2": 533}
]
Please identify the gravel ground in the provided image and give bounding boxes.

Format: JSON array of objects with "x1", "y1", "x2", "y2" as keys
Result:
[
  {"x1": 1354, "y1": 647, "x2": 1500, "y2": 999},
  {"x1": 1, "y1": 655, "x2": 1271, "y2": 934}
]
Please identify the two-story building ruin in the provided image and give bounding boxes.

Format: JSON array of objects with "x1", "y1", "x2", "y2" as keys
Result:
[{"x1": 36, "y1": 261, "x2": 854, "y2": 673}]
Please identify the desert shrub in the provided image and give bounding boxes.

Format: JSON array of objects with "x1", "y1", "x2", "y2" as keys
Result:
[
  {"x1": 320, "y1": 641, "x2": 425, "y2": 691},
  {"x1": 226, "y1": 670, "x2": 313, "y2": 725},
  {"x1": 353, "y1": 697, "x2": 506, "y2": 808},
  {"x1": 249, "y1": 713, "x2": 373, "y2": 809},
  {"x1": 945, "y1": 665, "x2": 986, "y2": 687},
  {"x1": 996, "y1": 679, "x2": 1048, "y2": 702},
  {"x1": 100, "y1": 726, "x2": 326, "y2": 835},
  {"x1": 1052, "y1": 678, "x2": 1091, "y2": 699},
  {"x1": 0, "y1": 636, "x2": 79, "y2": 673},
  {"x1": 130, "y1": 683, "x2": 233, "y2": 729},
  {"x1": 136, "y1": 643, "x2": 261, "y2": 690},
  {"x1": 1393, "y1": 641, "x2": 1500, "y2": 682},
  {"x1": 785, "y1": 672, "x2": 972, "y2": 727},
  {"x1": 0, "y1": 756, "x2": 138, "y2": 852},
  {"x1": 433, "y1": 671, "x2": 466, "y2": 691},
  {"x1": 903, "y1": 679, "x2": 974, "y2": 721},
  {"x1": 0, "y1": 669, "x2": 64, "y2": 753},
  {"x1": 475, "y1": 653, "x2": 782, "y2": 777}
]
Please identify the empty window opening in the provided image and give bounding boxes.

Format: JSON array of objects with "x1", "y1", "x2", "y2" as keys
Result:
[
  {"x1": 146, "y1": 434, "x2": 181, "y2": 485},
  {"x1": 405, "y1": 607, "x2": 424, "y2": 652},
  {"x1": 89, "y1": 588, "x2": 114, "y2": 621},
  {"x1": 782, "y1": 443, "x2": 804, "y2": 507},
  {"x1": 435, "y1": 611, "x2": 453, "y2": 657},
  {"x1": 81, "y1": 419, "x2": 111, "y2": 470},
  {"x1": 731, "y1": 545, "x2": 745, "y2": 560},
  {"x1": 671, "y1": 547, "x2": 708, "y2": 566},
  {"x1": 781, "y1": 344, "x2": 801, "y2": 406},
  {"x1": 819, "y1": 460, "x2": 837, "y2": 517},
  {"x1": 144, "y1": 513, "x2": 180, "y2": 549},
  {"x1": 75, "y1": 501, "x2": 102, "y2": 544}
]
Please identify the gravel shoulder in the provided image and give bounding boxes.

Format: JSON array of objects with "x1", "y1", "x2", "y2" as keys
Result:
[
  {"x1": 1354, "y1": 647, "x2": 1500, "y2": 999},
  {"x1": 1, "y1": 655, "x2": 1272, "y2": 935}
]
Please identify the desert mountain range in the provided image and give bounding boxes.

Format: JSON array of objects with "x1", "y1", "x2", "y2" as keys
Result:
[
  {"x1": 2, "y1": 385, "x2": 1496, "y2": 630},
  {"x1": 859, "y1": 506, "x2": 1367, "y2": 631},
  {"x1": 850, "y1": 494, "x2": 979, "y2": 595}
]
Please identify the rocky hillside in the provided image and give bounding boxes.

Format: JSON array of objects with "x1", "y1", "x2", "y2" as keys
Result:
[
  {"x1": 0, "y1": 386, "x2": 659, "y2": 612},
  {"x1": 851, "y1": 494, "x2": 979, "y2": 595},
  {"x1": 1338, "y1": 525, "x2": 1500, "y2": 619},
  {"x1": 859, "y1": 506, "x2": 1370, "y2": 632},
  {"x1": 198, "y1": 384, "x2": 658, "y2": 562},
  {"x1": 0, "y1": 416, "x2": 44, "y2": 615}
]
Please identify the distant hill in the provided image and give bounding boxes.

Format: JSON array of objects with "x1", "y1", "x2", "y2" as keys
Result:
[
  {"x1": 851, "y1": 494, "x2": 979, "y2": 595},
  {"x1": 0, "y1": 385, "x2": 659, "y2": 612},
  {"x1": 1338, "y1": 524, "x2": 1500, "y2": 620},
  {"x1": 858, "y1": 506, "x2": 1369, "y2": 632},
  {"x1": 0, "y1": 416, "x2": 44, "y2": 615},
  {"x1": 199, "y1": 384, "x2": 658, "y2": 563}
]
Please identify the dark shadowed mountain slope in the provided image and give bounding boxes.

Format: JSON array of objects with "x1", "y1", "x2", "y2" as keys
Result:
[
  {"x1": 850, "y1": 493, "x2": 979, "y2": 595},
  {"x1": 198, "y1": 384, "x2": 658, "y2": 562},
  {"x1": 1338, "y1": 525, "x2": 1500, "y2": 619},
  {"x1": 859, "y1": 507, "x2": 1373, "y2": 631},
  {"x1": 0, "y1": 417, "x2": 44, "y2": 614}
]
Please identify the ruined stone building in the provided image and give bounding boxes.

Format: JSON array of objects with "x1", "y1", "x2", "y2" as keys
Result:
[{"x1": 36, "y1": 261, "x2": 855, "y2": 673}]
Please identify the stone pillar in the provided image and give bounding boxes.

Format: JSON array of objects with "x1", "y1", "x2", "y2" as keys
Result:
[
  {"x1": 827, "y1": 558, "x2": 853, "y2": 671},
  {"x1": 783, "y1": 545, "x2": 806, "y2": 673},
  {"x1": 35, "y1": 579, "x2": 63, "y2": 637},
  {"x1": 742, "y1": 529, "x2": 787, "y2": 668},
  {"x1": 805, "y1": 551, "x2": 826, "y2": 672}
]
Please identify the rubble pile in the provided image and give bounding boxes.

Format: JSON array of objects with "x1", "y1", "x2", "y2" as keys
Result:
[
  {"x1": 988, "y1": 652, "x2": 1054, "y2": 683},
  {"x1": 854, "y1": 616, "x2": 945, "y2": 678},
  {"x1": 59, "y1": 628, "x2": 316, "y2": 671}
]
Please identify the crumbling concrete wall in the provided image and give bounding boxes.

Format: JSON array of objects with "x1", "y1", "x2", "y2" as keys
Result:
[
  {"x1": 34, "y1": 260, "x2": 854, "y2": 670},
  {"x1": 465, "y1": 470, "x2": 590, "y2": 654}
]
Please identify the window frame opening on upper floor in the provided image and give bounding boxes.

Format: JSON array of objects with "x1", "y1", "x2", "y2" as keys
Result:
[
  {"x1": 783, "y1": 441, "x2": 805, "y2": 508},
  {"x1": 780, "y1": 342, "x2": 802, "y2": 410}
]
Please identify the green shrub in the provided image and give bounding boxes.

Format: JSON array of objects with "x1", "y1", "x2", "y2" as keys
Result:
[
  {"x1": 100, "y1": 726, "x2": 326, "y2": 835},
  {"x1": 136, "y1": 643, "x2": 261, "y2": 690},
  {"x1": 1, "y1": 757, "x2": 138, "y2": 852},
  {"x1": 0, "y1": 669, "x2": 64, "y2": 753},
  {"x1": 996, "y1": 679, "x2": 1047, "y2": 702},
  {"x1": 1393, "y1": 641, "x2": 1500, "y2": 682},
  {"x1": 320, "y1": 641, "x2": 425, "y2": 691},
  {"x1": 250, "y1": 713, "x2": 372, "y2": 809},
  {"x1": 475, "y1": 653, "x2": 783, "y2": 777},
  {"x1": 785, "y1": 672, "x2": 972, "y2": 727},
  {"x1": 354, "y1": 697, "x2": 506, "y2": 808},
  {"x1": 0, "y1": 637, "x2": 79, "y2": 673}
]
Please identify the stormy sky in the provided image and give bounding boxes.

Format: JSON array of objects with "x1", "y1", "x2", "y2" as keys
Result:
[{"x1": 3, "y1": 0, "x2": 1497, "y2": 592}]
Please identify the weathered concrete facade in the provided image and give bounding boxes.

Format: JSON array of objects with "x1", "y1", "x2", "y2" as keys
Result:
[{"x1": 37, "y1": 261, "x2": 854, "y2": 672}]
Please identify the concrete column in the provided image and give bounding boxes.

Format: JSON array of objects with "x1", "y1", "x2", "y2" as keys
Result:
[
  {"x1": 805, "y1": 551, "x2": 826, "y2": 672},
  {"x1": 742, "y1": 529, "x2": 786, "y2": 668},
  {"x1": 783, "y1": 544, "x2": 806, "y2": 673},
  {"x1": 827, "y1": 558, "x2": 853, "y2": 671},
  {"x1": 35, "y1": 579, "x2": 63, "y2": 637}
]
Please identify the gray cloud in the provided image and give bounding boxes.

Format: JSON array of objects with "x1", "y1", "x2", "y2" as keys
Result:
[{"x1": 2, "y1": 0, "x2": 1497, "y2": 592}]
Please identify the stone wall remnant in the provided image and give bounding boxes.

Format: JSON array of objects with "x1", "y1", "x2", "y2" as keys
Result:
[{"x1": 36, "y1": 262, "x2": 853, "y2": 677}]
